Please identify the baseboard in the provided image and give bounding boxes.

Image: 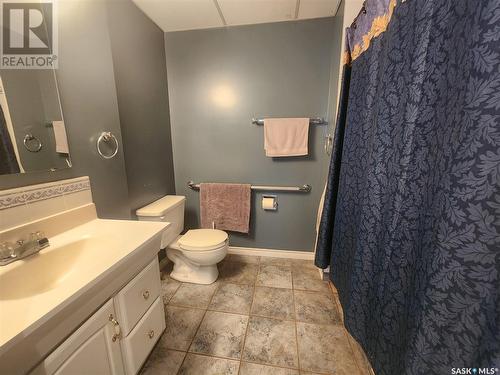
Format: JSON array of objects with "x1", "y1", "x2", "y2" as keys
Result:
[{"x1": 228, "y1": 246, "x2": 314, "y2": 260}]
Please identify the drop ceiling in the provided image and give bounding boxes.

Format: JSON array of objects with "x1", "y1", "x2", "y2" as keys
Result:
[{"x1": 132, "y1": 0, "x2": 341, "y2": 32}]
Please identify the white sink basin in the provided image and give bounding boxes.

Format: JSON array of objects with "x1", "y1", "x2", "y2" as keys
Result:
[
  {"x1": 0, "y1": 210, "x2": 168, "y2": 374},
  {"x1": 0, "y1": 236, "x2": 104, "y2": 300}
]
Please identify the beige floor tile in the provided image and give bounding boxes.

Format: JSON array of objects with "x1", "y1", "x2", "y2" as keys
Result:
[
  {"x1": 243, "y1": 316, "x2": 298, "y2": 368},
  {"x1": 259, "y1": 257, "x2": 293, "y2": 267},
  {"x1": 240, "y1": 362, "x2": 299, "y2": 375},
  {"x1": 189, "y1": 311, "x2": 248, "y2": 359},
  {"x1": 251, "y1": 286, "x2": 294, "y2": 320},
  {"x1": 140, "y1": 345, "x2": 185, "y2": 375},
  {"x1": 333, "y1": 294, "x2": 345, "y2": 323},
  {"x1": 225, "y1": 254, "x2": 261, "y2": 264},
  {"x1": 177, "y1": 353, "x2": 239, "y2": 375},
  {"x1": 164, "y1": 306, "x2": 205, "y2": 351},
  {"x1": 160, "y1": 275, "x2": 181, "y2": 304},
  {"x1": 219, "y1": 261, "x2": 259, "y2": 285},
  {"x1": 290, "y1": 259, "x2": 317, "y2": 271},
  {"x1": 169, "y1": 282, "x2": 219, "y2": 308},
  {"x1": 256, "y1": 265, "x2": 293, "y2": 289},
  {"x1": 147, "y1": 258, "x2": 368, "y2": 375},
  {"x1": 296, "y1": 323, "x2": 360, "y2": 374},
  {"x1": 347, "y1": 334, "x2": 373, "y2": 374},
  {"x1": 294, "y1": 290, "x2": 341, "y2": 325},
  {"x1": 329, "y1": 282, "x2": 339, "y2": 294},
  {"x1": 209, "y1": 283, "x2": 254, "y2": 314},
  {"x1": 292, "y1": 268, "x2": 330, "y2": 293}
]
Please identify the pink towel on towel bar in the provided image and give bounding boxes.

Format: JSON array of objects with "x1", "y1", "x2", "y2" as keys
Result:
[
  {"x1": 200, "y1": 183, "x2": 251, "y2": 233},
  {"x1": 264, "y1": 118, "x2": 310, "y2": 157}
]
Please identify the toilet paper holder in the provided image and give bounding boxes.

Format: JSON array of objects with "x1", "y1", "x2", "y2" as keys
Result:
[{"x1": 262, "y1": 195, "x2": 278, "y2": 211}]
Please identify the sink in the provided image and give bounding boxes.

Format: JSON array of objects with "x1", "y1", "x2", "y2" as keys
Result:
[
  {"x1": 0, "y1": 202, "x2": 170, "y2": 375},
  {"x1": 0, "y1": 216, "x2": 168, "y2": 349},
  {"x1": 0, "y1": 237, "x2": 96, "y2": 300}
]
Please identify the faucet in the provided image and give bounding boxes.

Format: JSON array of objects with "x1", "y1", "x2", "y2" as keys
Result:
[{"x1": 0, "y1": 231, "x2": 50, "y2": 266}]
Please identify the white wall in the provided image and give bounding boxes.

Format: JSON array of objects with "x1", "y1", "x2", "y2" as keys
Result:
[{"x1": 335, "y1": 0, "x2": 364, "y2": 109}]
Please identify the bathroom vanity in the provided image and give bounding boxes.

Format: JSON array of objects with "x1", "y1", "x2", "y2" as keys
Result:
[
  {"x1": 0, "y1": 177, "x2": 169, "y2": 375},
  {"x1": 32, "y1": 258, "x2": 165, "y2": 375}
]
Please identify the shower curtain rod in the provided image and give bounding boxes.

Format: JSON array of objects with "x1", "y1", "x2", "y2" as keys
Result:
[{"x1": 187, "y1": 181, "x2": 311, "y2": 193}]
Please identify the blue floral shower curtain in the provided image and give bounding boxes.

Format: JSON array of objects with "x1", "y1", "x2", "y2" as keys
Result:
[{"x1": 315, "y1": 0, "x2": 499, "y2": 374}]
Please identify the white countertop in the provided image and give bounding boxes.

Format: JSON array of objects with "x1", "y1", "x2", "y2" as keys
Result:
[{"x1": 0, "y1": 215, "x2": 168, "y2": 372}]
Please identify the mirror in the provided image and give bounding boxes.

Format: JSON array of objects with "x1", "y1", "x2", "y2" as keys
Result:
[{"x1": 0, "y1": 69, "x2": 70, "y2": 175}]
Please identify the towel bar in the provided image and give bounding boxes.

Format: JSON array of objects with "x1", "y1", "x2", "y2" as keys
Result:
[
  {"x1": 187, "y1": 181, "x2": 311, "y2": 193},
  {"x1": 251, "y1": 117, "x2": 326, "y2": 126}
]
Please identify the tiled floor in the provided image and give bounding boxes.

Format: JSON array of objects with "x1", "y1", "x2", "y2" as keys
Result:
[{"x1": 141, "y1": 255, "x2": 371, "y2": 375}]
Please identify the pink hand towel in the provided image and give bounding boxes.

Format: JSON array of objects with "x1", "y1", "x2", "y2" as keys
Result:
[
  {"x1": 264, "y1": 118, "x2": 310, "y2": 157},
  {"x1": 200, "y1": 183, "x2": 251, "y2": 233}
]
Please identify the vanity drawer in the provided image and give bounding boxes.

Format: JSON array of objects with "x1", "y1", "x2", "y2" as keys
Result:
[
  {"x1": 115, "y1": 258, "x2": 161, "y2": 336},
  {"x1": 121, "y1": 297, "x2": 165, "y2": 375}
]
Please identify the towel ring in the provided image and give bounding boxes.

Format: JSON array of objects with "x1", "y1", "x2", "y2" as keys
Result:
[
  {"x1": 97, "y1": 131, "x2": 119, "y2": 159},
  {"x1": 23, "y1": 133, "x2": 42, "y2": 152}
]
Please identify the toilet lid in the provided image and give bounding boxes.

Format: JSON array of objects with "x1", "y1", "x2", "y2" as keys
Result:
[{"x1": 178, "y1": 229, "x2": 228, "y2": 251}]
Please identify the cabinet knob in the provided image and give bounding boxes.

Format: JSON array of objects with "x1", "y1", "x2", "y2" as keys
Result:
[
  {"x1": 148, "y1": 330, "x2": 155, "y2": 339},
  {"x1": 142, "y1": 290, "x2": 150, "y2": 300}
]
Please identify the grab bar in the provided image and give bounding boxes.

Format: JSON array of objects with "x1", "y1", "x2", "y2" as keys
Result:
[{"x1": 187, "y1": 181, "x2": 311, "y2": 193}]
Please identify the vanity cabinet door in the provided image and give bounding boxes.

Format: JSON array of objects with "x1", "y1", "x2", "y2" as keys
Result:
[
  {"x1": 114, "y1": 258, "x2": 161, "y2": 336},
  {"x1": 121, "y1": 297, "x2": 166, "y2": 375},
  {"x1": 32, "y1": 299, "x2": 125, "y2": 375}
]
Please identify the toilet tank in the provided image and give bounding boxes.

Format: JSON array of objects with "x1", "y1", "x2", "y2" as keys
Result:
[{"x1": 136, "y1": 195, "x2": 186, "y2": 248}]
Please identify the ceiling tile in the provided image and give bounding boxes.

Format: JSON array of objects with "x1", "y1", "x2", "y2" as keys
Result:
[
  {"x1": 132, "y1": 0, "x2": 224, "y2": 32},
  {"x1": 218, "y1": 0, "x2": 297, "y2": 26},
  {"x1": 298, "y1": 0, "x2": 339, "y2": 19}
]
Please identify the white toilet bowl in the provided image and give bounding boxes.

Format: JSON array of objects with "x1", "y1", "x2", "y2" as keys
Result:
[
  {"x1": 136, "y1": 196, "x2": 229, "y2": 285},
  {"x1": 167, "y1": 229, "x2": 228, "y2": 284}
]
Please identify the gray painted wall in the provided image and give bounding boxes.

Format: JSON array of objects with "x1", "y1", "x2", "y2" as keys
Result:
[
  {"x1": 165, "y1": 18, "x2": 339, "y2": 251},
  {"x1": 106, "y1": 0, "x2": 176, "y2": 217},
  {"x1": 53, "y1": 0, "x2": 131, "y2": 219},
  {"x1": 0, "y1": 0, "x2": 173, "y2": 221},
  {"x1": 0, "y1": 0, "x2": 130, "y2": 219}
]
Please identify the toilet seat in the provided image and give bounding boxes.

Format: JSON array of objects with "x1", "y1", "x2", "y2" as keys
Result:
[{"x1": 178, "y1": 229, "x2": 228, "y2": 252}]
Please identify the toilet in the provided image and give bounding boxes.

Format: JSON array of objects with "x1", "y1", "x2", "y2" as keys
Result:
[{"x1": 136, "y1": 195, "x2": 228, "y2": 284}]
